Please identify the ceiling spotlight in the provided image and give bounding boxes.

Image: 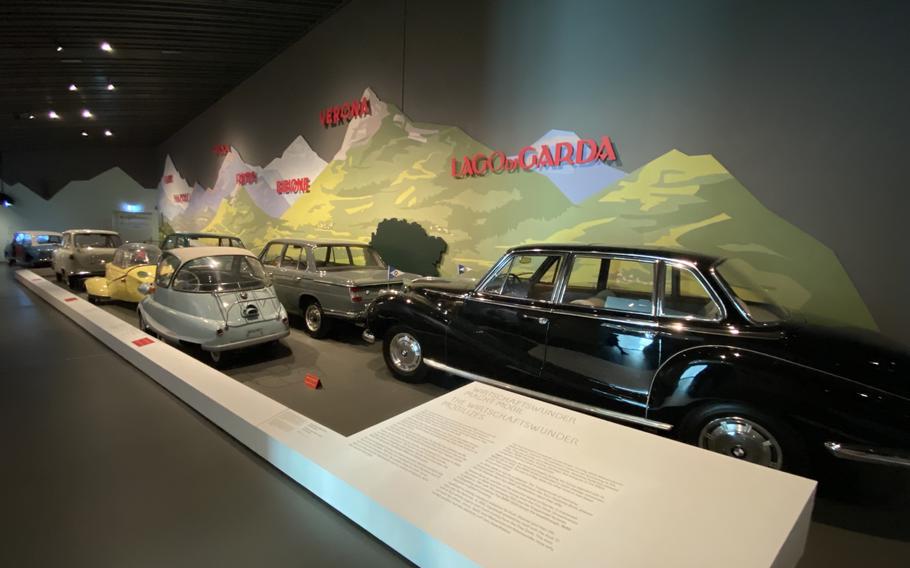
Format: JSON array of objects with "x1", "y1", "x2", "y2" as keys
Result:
[
  {"x1": 28, "y1": 114, "x2": 35, "y2": 120},
  {"x1": 56, "y1": 45, "x2": 64, "y2": 52},
  {"x1": 68, "y1": 83, "x2": 78, "y2": 91},
  {"x1": 81, "y1": 131, "x2": 88, "y2": 137},
  {"x1": 48, "y1": 110, "x2": 60, "y2": 119},
  {"x1": 100, "y1": 41, "x2": 113, "y2": 52},
  {"x1": 104, "y1": 129, "x2": 113, "y2": 137},
  {"x1": 107, "y1": 82, "x2": 116, "y2": 91},
  {"x1": 81, "y1": 109, "x2": 93, "y2": 118}
]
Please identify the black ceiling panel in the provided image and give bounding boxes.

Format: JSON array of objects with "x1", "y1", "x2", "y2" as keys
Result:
[{"x1": 0, "y1": 0, "x2": 346, "y2": 151}]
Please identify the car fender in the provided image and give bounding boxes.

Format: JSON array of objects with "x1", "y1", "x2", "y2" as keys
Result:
[
  {"x1": 367, "y1": 291, "x2": 449, "y2": 359},
  {"x1": 647, "y1": 344, "x2": 910, "y2": 447},
  {"x1": 84, "y1": 277, "x2": 110, "y2": 298}
]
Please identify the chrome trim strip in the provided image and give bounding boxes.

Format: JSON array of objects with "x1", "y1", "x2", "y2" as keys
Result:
[
  {"x1": 425, "y1": 358, "x2": 674, "y2": 431},
  {"x1": 824, "y1": 442, "x2": 910, "y2": 468}
]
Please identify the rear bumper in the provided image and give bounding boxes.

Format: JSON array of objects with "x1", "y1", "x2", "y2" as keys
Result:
[
  {"x1": 824, "y1": 442, "x2": 910, "y2": 468},
  {"x1": 202, "y1": 327, "x2": 290, "y2": 352}
]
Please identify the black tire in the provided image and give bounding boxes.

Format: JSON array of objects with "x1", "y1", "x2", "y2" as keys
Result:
[
  {"x1": 301, "y1": 299, "x2": 332, "y2": 339},
  {"x1": 677, "y1": 402, "x2": 808, "y2": 474},
  {"x1": 55, "y1": 270, "x2": 62, "y2": 282},
  {"x1": 382, "y1": 325, "x2": 429, "y2": 383},
  {"x1": 207, "y1": 348, "x2": 230, "y2": 369},
  {"x1": 67, "y1": 275, "x2": 78, "y2": 289},
  {"x1": 7, "y1": 258, "x2": 14, "y2": 266},
  {"x1": 87, "y1": 294, "x2": 98, "y2": 304}
]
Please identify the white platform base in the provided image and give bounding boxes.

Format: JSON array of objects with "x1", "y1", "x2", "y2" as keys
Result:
[{"x1": 17, "y1": 269, "x2": 816, "y2": 567}]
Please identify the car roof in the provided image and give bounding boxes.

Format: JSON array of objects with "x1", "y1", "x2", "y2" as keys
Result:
[
  {"x1": 168, "y1": 232, "x2": 239, "y2": 239},
  {"x1": 117, "y1": 242, "x2": 161, "y2": 252},
  {"x1": 506, "y1": 243, "x2": 722, "y2": 266},
  {"x1": 14, "y1": 230, "x2": 63, "y2": 236},
  {"x1": 265, "y1": 238, "x2": 370, "y2": 248},
  {"x1": 63, "y1": 229, "x2": 119, "y2": 235},
  {"x1": 164, "y1": 246, "x2": 255, "y2": 263}
]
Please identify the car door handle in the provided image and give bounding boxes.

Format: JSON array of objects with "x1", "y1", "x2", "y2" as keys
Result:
[{"x1": 521, "y1": 313, "x2": 548, "y2": 325}]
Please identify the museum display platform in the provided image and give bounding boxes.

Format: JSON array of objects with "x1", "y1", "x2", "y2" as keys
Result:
[
  {"x1": 11, "y1": 265, "x2": 823, "y2": 567},
  {"x1": 6, "y1": 264, "x2": 906, "y2": 566}
]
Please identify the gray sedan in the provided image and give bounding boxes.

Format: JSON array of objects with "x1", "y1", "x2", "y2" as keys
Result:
[{"x1": 259, "y1": 239, "x2": 420, "y2": 338}]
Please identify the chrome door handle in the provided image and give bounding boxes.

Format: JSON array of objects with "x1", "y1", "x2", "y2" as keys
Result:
[{"x1": 521, "y1": 314, "x2": 548, "y2": 325}]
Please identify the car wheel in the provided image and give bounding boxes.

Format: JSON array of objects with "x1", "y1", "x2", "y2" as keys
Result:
[
  {"x1": 382, "y1": 325, "x2": 429, "y2": 383},
  {"x1": 55, "y1": 270, "x2": 62, "y2": 282},
  {"x1": 66, "y1": 275, "x2": 78, "y2": 289},
  {"x1": 302, "y1": 300, "x2": 331, "y2": 339},
  {"x1": 7, "y1": 258, "x2": 14, "y2": 266},
  {"x1": 88, "y1": 294, "x2": 98, "y2": 304},
  {"x1": 678, "y1": 403, "x2": 807, "y2": 474}
]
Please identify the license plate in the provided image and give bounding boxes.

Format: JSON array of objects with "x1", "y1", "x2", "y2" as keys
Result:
[{"x1": 246, "y1": 328, "x2": 263, "y2": 338}]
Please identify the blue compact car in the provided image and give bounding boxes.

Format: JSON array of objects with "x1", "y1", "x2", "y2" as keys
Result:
[{"x1": 4, "y1": 230, "x2": 63, "y2": 267}]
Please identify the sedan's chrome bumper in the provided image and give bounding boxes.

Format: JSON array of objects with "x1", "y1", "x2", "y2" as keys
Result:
[{"x1": 824, "y1": 442, "x2": 910, "y2": 468}]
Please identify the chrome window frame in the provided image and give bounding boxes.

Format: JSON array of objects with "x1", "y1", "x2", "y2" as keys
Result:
[
  {"x1": 657, "y1": 260, "x2": 727, "y2": 323},
  {"x1": 473, "y1": 250, "x2": 568, "y2": 304},
  {"x1": 554, "y1": 252, "x2": 659, "y2": 317}
]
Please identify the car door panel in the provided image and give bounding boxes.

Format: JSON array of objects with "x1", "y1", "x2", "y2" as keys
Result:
[{"x1": 541, "y1": 254, "x2": 660, "y2": 416}]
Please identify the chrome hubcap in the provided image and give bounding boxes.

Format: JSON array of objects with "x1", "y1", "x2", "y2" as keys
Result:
[
  {"x1": 210, "y1": 351, "x2": 221, "y2": 363},
  {"x1": 698, "y1": 416, "x2": 783, "y2": 469},
  {"x1": 305, "y1": 304, "x2": 321, "y2": 332},
  {"x1": 389, "y1": 332, "x2": 422, "y2": 373}
]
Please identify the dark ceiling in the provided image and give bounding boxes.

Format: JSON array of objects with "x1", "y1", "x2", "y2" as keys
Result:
[{"x1": 0, "y1": 0, "x2": 346, "y2": 152}]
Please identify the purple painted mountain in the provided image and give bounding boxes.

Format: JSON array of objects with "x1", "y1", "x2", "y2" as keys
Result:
[{"x1": 530, "y1": 129, "x2": 626, "y2": 204}]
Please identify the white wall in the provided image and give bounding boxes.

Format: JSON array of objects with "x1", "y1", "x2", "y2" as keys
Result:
[{"x1": 0, "y1": 167, "x2": 158, "y2": 245}]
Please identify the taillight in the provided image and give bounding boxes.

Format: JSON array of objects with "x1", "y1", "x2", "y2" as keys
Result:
[{"x1": 349, "y1": 286, "x2": 362, "y2": 303}]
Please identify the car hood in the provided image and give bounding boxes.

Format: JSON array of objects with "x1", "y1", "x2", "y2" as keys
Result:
[
  {"x1": 317, "y1": 267, "x2": 421, "y2": 287},
  {"x1": 779, "y1": 322, "x2": 910, "y2": 400},
  {"x1": 408, "y1": 276, "x2": 478, "y2": 295}
]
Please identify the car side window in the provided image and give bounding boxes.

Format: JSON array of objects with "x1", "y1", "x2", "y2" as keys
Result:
[
  {"x1": 260, "y1": 243, "x2": 284, "y2": 267},
  {"x1": 112, "y1": 249, "x2": 124, "y2": 268},
  {"x1": 156, "y1": 254, "x2": 180, "y2": 288},
  {"x1": 561, "y1": 255, "x2": 655, "y2": 315},
  {"x1": 661, "y1": 264, "x2": 721, "y2": 321},
  {"x1": 281, "y1": 245, "x2": 304, "y2": 269},
  {"x1": 479, "y1": 254, "x2": 562, "y2": 301}
]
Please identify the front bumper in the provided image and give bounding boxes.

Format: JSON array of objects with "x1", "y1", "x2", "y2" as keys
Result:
[{"x1": 824, "y1": 442, "x2": 910, "y2": 468}]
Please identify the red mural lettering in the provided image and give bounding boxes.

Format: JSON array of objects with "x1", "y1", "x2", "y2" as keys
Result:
[
  {"x1": 555, "y1": 142, "x2": 575, "y2": 166},
  {"x1": 163, "y1": 174, "x2": 174, "y2": 184},
  {"x1": 341, "y1": 103, "x2": 352, "y2": 120},
  {"x1": 450, "y1": 135, "x2": 618, "y2": 178},
  {"x1": 321, "y1": 97, "x2": 373, "y2": 127},
  {"x1": 276, "y1": 177, "x2": 311, "y2": 194}
]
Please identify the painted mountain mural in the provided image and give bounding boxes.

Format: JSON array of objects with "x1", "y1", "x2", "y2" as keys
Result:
[{"x1": 158, "y1": 87, "x2": 875, "y2": 330}]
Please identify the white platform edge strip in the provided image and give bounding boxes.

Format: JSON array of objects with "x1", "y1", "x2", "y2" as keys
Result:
[{"x1": 16, "y1": 269, "x2": 474, "y2": 568}]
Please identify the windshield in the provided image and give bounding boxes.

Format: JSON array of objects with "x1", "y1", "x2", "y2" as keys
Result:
[
  {"x1": 172, "y1": 255, "x2": 268, "y2": 293},
  {"x1": 121, "y1": 245, "x2": 161, "y2": 267},
  {"x1": 36, "y1": 234, "x2": 62, "y2": 244},
  {"x1": 75, "y1": 233, "x2": 121, "y2": 248},
  {"x1": 312, "y1": 245, "x2": 385, "y2": 269},
  {"x1": 715, "y1": 259, "x2": 789, "y2": 324}
]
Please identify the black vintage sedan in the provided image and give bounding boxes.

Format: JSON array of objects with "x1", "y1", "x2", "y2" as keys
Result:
[{"x1": 364, "y1": 244, "x2": 910, "y2": 474}]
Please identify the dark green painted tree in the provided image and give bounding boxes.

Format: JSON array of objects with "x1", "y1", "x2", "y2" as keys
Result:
[{"x1": 370, "y1": 218, "x2": 447, "y2": 276}]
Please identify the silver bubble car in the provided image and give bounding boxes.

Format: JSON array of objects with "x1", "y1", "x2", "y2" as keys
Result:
[{"x1": 137, "y1": 247, "x2": 290, "y2": 364}]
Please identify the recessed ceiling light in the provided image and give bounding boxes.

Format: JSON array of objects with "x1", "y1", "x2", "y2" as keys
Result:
[
  {"x1": 81, "y1": 131, "x2": 89, "y2": 137},
  {"x1": 28, "y1": 114, "x2": 35, "y2": 120},
  {"x1": 100, "y1": 41, "x2": 113, "y2": 52},
  {"x1": 68, "y1": 83, "x2": 78, "y2": 91},
  {"x1": 81, "y1": 109, "x2": 93, "y2": 118},
  {"x1": 48, "y1": 110, "x2": 60, "y2": 119},
  {"x1": 104, "y1": 129, "x2": 113, "y2": 137},
  {"x1": 56, "y1": 45, "x2": 64, "y2": 52},
  {"x1": 107, "y1": 82, "x2": 116, "y2": 91}
]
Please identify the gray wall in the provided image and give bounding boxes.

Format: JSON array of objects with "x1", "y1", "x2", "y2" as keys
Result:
[{"x1": 157, "y1": 0, "x2": 907, "y2": 345}]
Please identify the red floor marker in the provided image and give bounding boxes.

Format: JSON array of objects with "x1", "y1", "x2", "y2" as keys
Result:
[
  {"x1": 132, "y1": 337, "x2": 154, "y2": 347},
  {"x1": 304, "y1": 373, "x2": 321, "y2": 389},
  {"x1": 64, "y1": 297, "x2": 78, "y2": 302}
]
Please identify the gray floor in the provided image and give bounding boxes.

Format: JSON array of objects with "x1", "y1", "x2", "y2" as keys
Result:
[
  {"x1": 3, "y1": 264, "x2": 909, "y2": 567},
  {"x1": 0, "y1": 265, "x2": 411, "y2": 568}
]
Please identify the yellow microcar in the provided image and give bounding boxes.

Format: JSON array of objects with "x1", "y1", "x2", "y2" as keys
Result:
[{"x1": 85, "y1": 243, "x2": 161, "y2": 303}]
